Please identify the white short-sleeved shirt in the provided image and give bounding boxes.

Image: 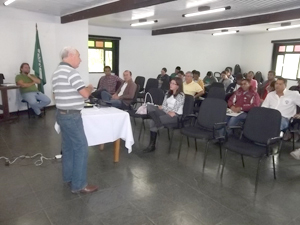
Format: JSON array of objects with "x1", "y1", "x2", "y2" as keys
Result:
[{"x1": 262, "y1": 90, "x2": 300, "y2": 118}]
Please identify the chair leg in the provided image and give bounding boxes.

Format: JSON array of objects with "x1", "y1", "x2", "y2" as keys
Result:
[
  {"x1": 195, "y1": 138, "x2": 198, "y2": 152},
  {"x1": 293, "y1": 132, "x2": 295, "y2": 151},
  {"x1": 272, "y1": 155, "x2": 276, "y2": 180},
  {"x1": 142, "y1": 119, "x2": 146, "y2": 130},
  {"x1": 219, "y1": 141, "x2": 222, "y2": 159},
  {"x1": 221, "y1": 149, "x2": 228, "y2": 178},
  {"x1": 241, "y1": 155, "x2": 245, "y2": 168},
  {"x1": 167, "y1": 128, "x2": 170, "y2": 141},
  {"x1": 168, "y1": 129, "x2": 174, "y2": 153},
  {"x1": 187, "y1": 137, "x2": 190, "y2": 147},
  {"x1": 178, "y1": 134, "x2": 184, "y2": 159},
  {"x1": 202, "y1": 141, "x2": 210, "y2": 170},
  {"x1": 254, "y1": 158, "x2": 263, "y2": 193},
  {"x1": 133, "y1": 118, "x2": 136, "y2": 126},
  {"x1": 138, "y1": 120, "x2": 144, "y2": 141}
]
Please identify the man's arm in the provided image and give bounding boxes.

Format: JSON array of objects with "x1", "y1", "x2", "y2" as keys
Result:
[
  {"x1": 78, "y1": 85, "x2": 93, "y2": 98},
  {"x1": 194, "y1": 84, "x2": 204, "y2": 98},
  {"x1": 16, "y1": 80, "x2": 35, "y2": 88},
  {"x1": 27, "y1": 74, "x2": 41, "y2": 84}
]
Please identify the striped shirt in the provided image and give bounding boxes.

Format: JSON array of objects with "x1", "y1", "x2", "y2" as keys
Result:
[{"x1": 52, "y1": 62, "x2": 85, "y2": 110}]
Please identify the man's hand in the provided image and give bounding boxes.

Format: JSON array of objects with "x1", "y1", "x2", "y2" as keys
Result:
[
  {"x1": 27, "y1": 74, "x2": 41, "y2": 84},
  {"x1": 168, "y1": 111, "x2": 176, "y2": 117},
  {"x1": 112, "y1": 94, "x2": 119, "y2": 100},
  {"x1": 294, "y1": 114, "x2": 300, "y2": 119},
  {"x1": 158, "y1": 105, "x2": 163, "y2": 110},
  {"x1": 87, "y1": 84, "x2": 93, "y2": 91},
  {"x1": 230, "y1": 106, "x2": 241, "y2": 113}
]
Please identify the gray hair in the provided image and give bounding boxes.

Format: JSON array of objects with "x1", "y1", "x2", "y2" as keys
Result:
[
  {"x1": 185, "y1": 71, "x2": 192, "y2": 77},
  {"x1": 60, "y1": 46, "x2": 77, "y2": 60}
]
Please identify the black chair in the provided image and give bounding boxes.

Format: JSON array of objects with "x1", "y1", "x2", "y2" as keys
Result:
[
  {"x1": 178, "y1": 98, "x2": 227, "y2": 169},
  {"x1": 254, "y1": 71, "x2": 263, "y2": 85},
  {"x1": 137, "y1": 78, "x2": 158, "y2": 102},
  {"x1": 135, "y1": 76, "x2": 145, "y2": 92},
  {"x1": 164, "y1": 95, "x2": 195, "y2": 152},
  {"x1": 289, "y1": 117, "x2": 300, "y2": 151},
  {"x1": 128, "y1": 88, "x2": 165, "y2": 140},
  {"x1": 121, "y1": 84, "x2": 140, "y2": 111},
  {"x1": 161, "y1": 76, "x2": 170, "y2": 92},
  {"x1": 207, "y1": 86, "x2": 225, "y2": 100},
  {"x1": 214, "y1": 72, "x2": 221, "y2": 81},
  {"x1": 221, "y1": 107, "x2": 282, "y2": 193}
]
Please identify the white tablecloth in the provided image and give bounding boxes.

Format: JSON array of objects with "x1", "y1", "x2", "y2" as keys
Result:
[{"x1": 81, "y1": 106, "x2": 134, "y2": 153}]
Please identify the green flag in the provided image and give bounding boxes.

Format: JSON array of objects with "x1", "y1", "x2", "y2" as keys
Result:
[{"x1": 33, "y1": 24, "x2": 46, "y2": 93}]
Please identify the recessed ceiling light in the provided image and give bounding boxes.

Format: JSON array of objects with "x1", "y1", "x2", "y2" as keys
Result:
[
  {"x1": 3, "y1": 0, "x2": 15, "y2": 6},
  {"x1": 212, "y1": 30, "x2": 239, "y2": 36},
  {"x1": 131, "y1": 20, "x2": 158, "y2": 27},
  {"x1": 183, "y1": 6, "x2": 231, "y2": 18}
]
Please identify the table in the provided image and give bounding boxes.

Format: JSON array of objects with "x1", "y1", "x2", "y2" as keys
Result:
[
  {"x1": 0, "y1": 85, "x2": 19, "y2": 122},
  {"x1": 81, "y1": 106, "x2": 134, "y2": 162}
]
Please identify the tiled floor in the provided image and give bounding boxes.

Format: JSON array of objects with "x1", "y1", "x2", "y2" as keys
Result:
[{"x1": 1, "y1": 108, "x2": 300, "y2": 225}]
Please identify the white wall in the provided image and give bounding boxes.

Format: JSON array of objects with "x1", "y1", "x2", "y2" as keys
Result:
[
  {"x1": 88, "y1": 25, "x2": 243, "y2": 87},
  {"x1": 0, "y1": 6, "x2": 89, "y2": 112},
  {"x1": 241, "y1": 28, "x2": 300, "y2": 87}
]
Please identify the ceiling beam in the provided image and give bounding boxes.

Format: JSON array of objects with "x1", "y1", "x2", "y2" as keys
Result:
[
  {"x1": 61, "y1": 0, "x2": 176, "y2": 24},
  {"x1": 152, "y1": 8, "x2": 300, "y2": 35}
]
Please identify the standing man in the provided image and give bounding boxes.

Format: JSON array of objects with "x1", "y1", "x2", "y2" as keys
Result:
[
  {"x1": 101, "y1": 70, "x2": 137, "y2": 109},
  {"x1": 15, "y1": 63, "x2": 51, "y2": 117},
  {"x1": 262, "y1": 77, "x2": 300, "y2": 131},
  {"x1": 52, "y1": 47, "x2": 98, "y2": 194}
]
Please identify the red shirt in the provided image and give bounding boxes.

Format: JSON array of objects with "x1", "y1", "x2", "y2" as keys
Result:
[
  {"x1": 98, "y1": 74, "x2": 123, "y2": 94},
  {"x1": 228, "y1": 87, "x2": 261, "y2": 112}
]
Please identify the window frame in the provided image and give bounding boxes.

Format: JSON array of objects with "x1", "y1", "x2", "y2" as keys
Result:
[
  {"x1": 271, "y1": 39, "x2": 300, "y2": 81},
  {"x1": 88, "y1": 35, "x2": 121, "y2": 75}
]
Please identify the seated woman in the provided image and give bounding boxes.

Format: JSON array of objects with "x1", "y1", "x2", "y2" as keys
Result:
[{"x1": 143, "y1": 77, "x2": 185, "y2": 153}]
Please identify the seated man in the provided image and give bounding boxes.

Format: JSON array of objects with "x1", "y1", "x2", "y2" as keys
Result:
[
  {"x1": 157, "y1": 67, "x2": 170, "y2": 91},
  {"x1": 226, "y1": 73, "x2": 243, "y2": 94},
  {"x1": 170, "y1": 66, "x2": 181, "y2": 79},
  {"x1": 227, "y1": 79, "x2": 260, "y2": 130},
  {"x1": 101, "y1": 70, "x2": 137, "y2": 109},
  {"x1": 193, "y1": 70, "x2": 205, "y2": 92},
  {"x1": 92, "y1": 66, "x2": 123, "y2": 98},
  {"x1": 203, "y1": 71, "x2": 217, "y2": 85},
  {"x1": 15, "y1": 63, "x2": 51, "y2": 117},
  {"x1": 219, "y1": 71, "x2": 233, "y2": 91},
  {"x1": 183, "y1": 71, "x2": 203, "y2": 98},
  {"x1": 259, "y1": 70, "x2": 276, "y2": 100},
  {"x1": 262, "y1": 77, "x2": 300, "y2": 131}
]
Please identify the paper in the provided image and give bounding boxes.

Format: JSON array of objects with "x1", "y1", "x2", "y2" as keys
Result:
[
  {"x1": 226, "y1": 108, "x2": 243, "y2": 117},
  {"x1": 54, "y1": 122, "x2": 61, "y2": 134}
]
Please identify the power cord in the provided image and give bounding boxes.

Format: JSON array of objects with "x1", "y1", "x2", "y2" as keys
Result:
[{"x1": 0, "y1": 153, "x2": 62, "y2": 166}]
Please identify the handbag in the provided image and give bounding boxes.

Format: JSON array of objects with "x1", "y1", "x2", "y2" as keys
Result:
[{"x1": 135, "y1": 92, "x2": 154, "y2": 115}]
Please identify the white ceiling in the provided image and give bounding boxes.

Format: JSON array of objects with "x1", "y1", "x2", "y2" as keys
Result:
[{"x1": 4, "y1": 0, "x2": 300, "y2": 34}]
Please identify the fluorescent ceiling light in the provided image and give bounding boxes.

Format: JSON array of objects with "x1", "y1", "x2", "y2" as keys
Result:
[
  {"x1": 131, "y1": 20, "x2": 157, "y2": 27},
  {"x1": 3, "y1": 0, "x2": 15, "y2": 6},
  {"x1": 267, "y1": 24, "x2": 300, "y2": 31},
  {"x1": 183, "y1": 6, "x2": 231, "y2": 18},
  {"x1": 212, "y1": 30, "x2": 239, "y2": 36},
  {"x1": 213, "y1": 27, "x2": 237, "y2": 31}
]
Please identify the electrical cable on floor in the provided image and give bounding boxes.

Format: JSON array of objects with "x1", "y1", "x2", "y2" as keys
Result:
[{"x1": 0, "y1": 153, "x2": 62, "y2": 166}]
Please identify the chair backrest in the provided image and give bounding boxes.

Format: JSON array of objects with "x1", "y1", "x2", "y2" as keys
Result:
[
  {"x1": 115, "y1": 80, "x2": 123, "y2": 92},
  {"x1": 145, "y1": 78, "x2": 158, "y2": 92},
  {"x1": 146, "y1": 88, "x2": 165, "y2": 105},
  {"x1": 243, "y1": 107, "x2": 281, "y2": 144},
  {"x1": 214, "y1": 72, "x2": 221, "y2": 81},
  {"x1": 197, "y1": 98, "x2": 227, "y2": 130},
  {"x1": 254, "y1": 71, "x2": 263, "y2": 84},
  {"x1": 182, "y1": 94, "x2": 195, "y2": 117},
  {"x1": 161, "y1": 76, "x2": 170, "y2": 92},
  {"x1": 234, "y1": 64, "x2": 242, "y2": 75},
  {"x1": 207, "y1": 86, "x2": 225, "y2": 99},
  {"x1": 135, "y1": 76, "x2": 145, "y2": 92}
]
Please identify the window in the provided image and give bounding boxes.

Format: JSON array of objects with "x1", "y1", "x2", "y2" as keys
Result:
[
  {"x1": 88, "y1": 35, "x2": 120, "y2": 74},
  {"x1": 272, "y1": 40, "x2": 300, "y2": 80}
]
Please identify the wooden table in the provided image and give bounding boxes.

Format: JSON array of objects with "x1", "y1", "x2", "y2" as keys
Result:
[{"x1": 0, "y1": 85, "x2": 19, "y2": 122}]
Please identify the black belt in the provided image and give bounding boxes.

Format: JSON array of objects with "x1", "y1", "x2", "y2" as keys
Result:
[{"x1": 58, "y1": 109, "x2": 81, "y2": 114}]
